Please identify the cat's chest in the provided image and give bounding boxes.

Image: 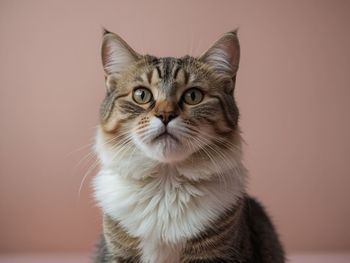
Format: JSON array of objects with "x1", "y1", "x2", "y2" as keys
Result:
[
  {"x1": 94, "y1": 167, "x2": 210, "y2": 243},
  {"x1": 93, "y1": 166, "x2": 241, "y2": 263},
  {"x1": 103, "y1": 214, "x2": 182, "y2": 263}
]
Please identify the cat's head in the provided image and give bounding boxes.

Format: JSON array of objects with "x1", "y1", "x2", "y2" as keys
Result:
[{"x1": 98, "y1": 30, "x2": 240, "y2": 164}]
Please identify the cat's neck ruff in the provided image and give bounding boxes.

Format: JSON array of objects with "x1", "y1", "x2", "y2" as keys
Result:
[{"x1": 93, "y1": 130, "x2": 247, "y2": 262}]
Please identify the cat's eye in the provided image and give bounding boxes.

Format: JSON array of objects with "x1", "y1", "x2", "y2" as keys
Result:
[
  {"x1": 183, "y1": 88, "x2": 204, "y2": 105},
  {"x1": 133, "y1": 87, "x2": 153, "y2": 104}
]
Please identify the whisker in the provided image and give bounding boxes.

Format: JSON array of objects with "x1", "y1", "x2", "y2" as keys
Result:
[
  {"x1": 195, "y1": 133, "x2": 242, "y2": 179},
  {"x1": 77, "y1": 158, "x2": 100, "y2": 200},
  {"x1": 77, "y1": 128, "x2": 135, "y2": 200}
]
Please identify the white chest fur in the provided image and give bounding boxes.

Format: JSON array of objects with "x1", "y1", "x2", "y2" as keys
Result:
[{"x1": 93, "y1": 163, "x2": 245, "y2": 263}]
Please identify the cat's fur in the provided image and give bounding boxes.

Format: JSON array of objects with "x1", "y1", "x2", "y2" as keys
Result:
[{"x1": 92, "y1": 29, "x2": 285, "y2": 263}]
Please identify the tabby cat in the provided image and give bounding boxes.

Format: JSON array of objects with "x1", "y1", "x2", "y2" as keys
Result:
[{"x1": 93, "y1": 29, "x2": 285, "y2": 263}]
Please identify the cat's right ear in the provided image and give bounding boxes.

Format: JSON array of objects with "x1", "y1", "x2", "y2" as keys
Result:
[
  {"x1": 199, "y1": 30, "x2": 240, "y2": 78},
  {"x1": 101, "y1": 29, "x2": 140, "y2": 75}
]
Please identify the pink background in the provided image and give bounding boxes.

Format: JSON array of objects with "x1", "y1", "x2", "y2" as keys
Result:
[{"x1": 1, "y1": 0, "x2": 349, "y2": 256}]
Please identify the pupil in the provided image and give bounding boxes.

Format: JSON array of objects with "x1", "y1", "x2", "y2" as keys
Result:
[
  {"x1": 141, "y1": 91, "x2": 145, "y2": 100},
  {"x1": 190, "y1": 92, "x2": 196, "y2": 101}
]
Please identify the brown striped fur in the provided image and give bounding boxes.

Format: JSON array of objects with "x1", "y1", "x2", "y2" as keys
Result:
[
  {"x1": 93, "y1": 30, "x2": 285, "y2": 263},
  {"x1": 99, "y1": 53, "x2": 238, "y2": 136}
]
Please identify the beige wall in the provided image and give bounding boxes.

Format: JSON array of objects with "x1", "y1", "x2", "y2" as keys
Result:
[{"x1": 1, "y1": 0, "x2": 349, "y2": 253}]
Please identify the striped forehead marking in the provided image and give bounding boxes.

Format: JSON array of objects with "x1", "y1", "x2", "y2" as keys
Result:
[
  {"x1": 156, "y1": 57, "x2": 189, "y2": 96},
  {"x1": 137, "y1": 56, "x2": 192, "y2": 96}
]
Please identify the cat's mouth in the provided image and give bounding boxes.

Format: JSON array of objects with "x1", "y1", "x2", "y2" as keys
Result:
[{"x1": 152, "y1": 131, "x2": 179, "y2": 143}]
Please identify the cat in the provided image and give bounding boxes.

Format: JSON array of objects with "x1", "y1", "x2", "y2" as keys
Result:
[{"x1": 92, "y1": 29, "x2": 285, "y2": 263}]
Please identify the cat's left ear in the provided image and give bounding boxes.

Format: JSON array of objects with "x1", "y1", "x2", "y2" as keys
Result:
[
  {"x1": 199, "y1": 30, "x2": 240, "y2": 78},
  {"x1": 101, "y1": 29, "x2": 140, "y2": 75}
]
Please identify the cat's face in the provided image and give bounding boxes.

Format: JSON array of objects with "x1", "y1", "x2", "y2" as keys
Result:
[{"x1": 99, "y1": 30, "x2": 240, "y2": 164}]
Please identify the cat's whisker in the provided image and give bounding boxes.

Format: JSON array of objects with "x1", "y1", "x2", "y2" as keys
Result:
[
  {"x1": 136, "y1": 127, "x2": 160, "y2": 141},
  {"x1": 110, "y1": 137, "x2": 133, "y2": 154},
  {"x1": 110, "y1": 138, "x2": 136, "y2": 163},
  {"x1": 187, "y1": 135, "x2": 221, "y2": 175},
  {"x1": 65, "y1": 140, "x2": 95, "y2": 159},
  {"x1": 77, "y1": 158, "x2": 100, "y2": 200},
  {"x1": 125, "y1": 143, "x2": 139, "y2": 172},
  {"x1": 192, "y1": 137, "x2": 230, "y2": 188},
  {"x1": 169, "y1": 124, "x2": 241, "y2": 183},
  {"x1": 75, "y1": 135, "x2": 130, "y2": 199},
  {"x1": 195, "y1": 133, "x2": 241, "y2": 173},
  {"x1": 77, "y1": 133, "x2": 127, "y2": 164},
  {"x1": 65, "y1": 125, "x2": 100, "y2": 158},
  {"x1": 181, "y1": 128, "x2": 238, "y2": 182},
  {"x1": 74, "y1": 150, "x2": 97, "y2": 172}
]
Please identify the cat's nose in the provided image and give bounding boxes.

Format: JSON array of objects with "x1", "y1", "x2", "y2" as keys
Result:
[{"x1": 155, "y1": 111, "x2": 178, "y2": 125}]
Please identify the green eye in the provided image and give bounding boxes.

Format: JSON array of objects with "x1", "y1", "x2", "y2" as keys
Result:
[
  {"x1": 133, "y1": 87, "x2": 152, "y2": 104},
  {"x1": 183, "y1": 88, "x2": 204, "y2": 105}
]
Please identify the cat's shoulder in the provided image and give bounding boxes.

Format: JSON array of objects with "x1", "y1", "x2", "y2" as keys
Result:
[{"x1": 243, "y1": 195, "x2": 285, "y2": 263}]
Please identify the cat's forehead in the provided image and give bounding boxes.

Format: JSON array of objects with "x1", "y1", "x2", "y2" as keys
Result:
[
  {"x1": 157, "y1": 57, "x2": 188, "y2": 81},
  {"x1": 134, "y1": 55, "x2": 200, "y2": 96}
]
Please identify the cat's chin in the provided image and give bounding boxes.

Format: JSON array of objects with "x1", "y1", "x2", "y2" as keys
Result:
[{"x1": 142, "y1": 135, "x2": 190, "y2": 163}]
